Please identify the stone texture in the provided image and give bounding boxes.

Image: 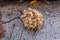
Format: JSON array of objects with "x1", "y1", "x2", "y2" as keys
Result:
[{"x1": 0, "y1": 1, "x2": 60, "y2": 40}]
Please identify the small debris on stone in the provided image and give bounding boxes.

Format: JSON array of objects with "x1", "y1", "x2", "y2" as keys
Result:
[{"x1": 21, "y1": 8, "x2": 44, "y2": 31}]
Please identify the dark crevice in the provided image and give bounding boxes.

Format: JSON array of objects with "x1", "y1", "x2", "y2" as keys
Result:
[
  {"x1": 3, "y1": 9, "x2": 23, "y2": 24},
  {"x1": 10, "y1": 24, "x2": 15, "y2": 40},
  {"x1": 20, "y1": 30, "x2": 23, "y2": 40},
  {"x1": 3, "y1": 17, "x2": 21, "y2": 24}
]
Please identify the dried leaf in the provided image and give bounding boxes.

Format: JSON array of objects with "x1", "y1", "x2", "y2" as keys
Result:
[{"x1": 30, "y1": 0, "x2": 39, "y2": 6}]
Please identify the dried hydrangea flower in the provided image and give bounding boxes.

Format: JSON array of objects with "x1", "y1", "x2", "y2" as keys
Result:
[{"x1": 21, "y1": 8, "x2": 44, "y2": 31}]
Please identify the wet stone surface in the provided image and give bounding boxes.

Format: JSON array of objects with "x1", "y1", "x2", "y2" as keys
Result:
[{"x1": 0, "y1": 1, "x2": 60, "y2": 40}]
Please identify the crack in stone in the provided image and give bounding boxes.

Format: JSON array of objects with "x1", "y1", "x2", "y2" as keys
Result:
[
  {"x1": 1, "y1": 9, "x2": 24, "y2": 40},
  {"x1": 20, "y1": 30, "x2": 23, "y2": 40},
  {"x1": 3, "y1": 17, "x2": 22, "y2": 24},
  {"x1": 10, "y1": 24, "x2": 15, "y2": 40},
  {"x1": 2, "y1": 9, "x2": 23, "y2": 24},
  {"x1": 2, "y1": 16, "x2": 23, "y2": 40}
]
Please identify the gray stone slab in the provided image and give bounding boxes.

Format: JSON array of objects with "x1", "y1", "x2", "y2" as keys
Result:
[{"x1": 0, "y1": 1, "x2": 60, "y2": 40}]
